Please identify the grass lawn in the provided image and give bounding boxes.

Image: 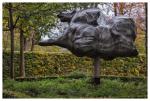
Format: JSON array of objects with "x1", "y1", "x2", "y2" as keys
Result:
[{"x1": 3, "y1": 77, "x2": 147, "y2": 98}]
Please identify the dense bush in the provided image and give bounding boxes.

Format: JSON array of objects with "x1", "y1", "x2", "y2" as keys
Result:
[{"x1": 3, "y1": 51, "x2": 147, "y2": 78}]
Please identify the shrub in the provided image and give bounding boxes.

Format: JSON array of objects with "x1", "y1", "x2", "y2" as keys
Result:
[{"x1": 3, "y1": 51, "x2": 147, "y2": 78}]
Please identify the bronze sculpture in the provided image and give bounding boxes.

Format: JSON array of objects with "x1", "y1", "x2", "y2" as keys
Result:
[{"x1": 39, "y1": 8, "x2": 138, "y2": 85}]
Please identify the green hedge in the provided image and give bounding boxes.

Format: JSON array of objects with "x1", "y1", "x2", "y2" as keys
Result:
[{"x1": 3, "y1": 51, "x2": 147, "y2": 78}]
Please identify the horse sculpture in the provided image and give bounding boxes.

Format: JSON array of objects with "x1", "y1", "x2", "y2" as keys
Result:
[{"x1": 39, "y1": 8, "x2": 138, "y2": 85}]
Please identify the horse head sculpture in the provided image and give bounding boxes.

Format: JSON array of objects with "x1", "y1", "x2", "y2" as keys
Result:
[
  {"x1": 39, "y1": 8, "x2": 138, "y2": 60},
  {"x1": 39, "y1": 8, "x2": 138, "y2": 85}
]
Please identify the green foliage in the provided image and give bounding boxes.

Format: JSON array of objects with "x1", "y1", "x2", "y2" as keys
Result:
[
  {"x1": 3, "y1": 51, "x2": 147, "y2": 78},
  {"x1": 3, "y1": 78, "x2": 147, "y2": 98},
  {"x1": 3, "y1": 3, "x2": 97, "y2": 39}
]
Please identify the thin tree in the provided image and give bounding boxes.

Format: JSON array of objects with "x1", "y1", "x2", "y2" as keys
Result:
[
  {"x1": 119, "y1": 3, "x2": 125, "y2": 15},
  {"x1": 145, "y1": 3, "x2": 147, "y2": 55},
  {"x1": 114, "y1": 3, "x2": 118, "y2": 16},
  {"x1": 8, "y1": 3, "x2": 15, "y2": 79},
  {"x1": 30, "y1": 31, "x2": 35, "y2": 51},
  {"x1": 19, "y1": 25, "x2": 25, "y2": 77}
]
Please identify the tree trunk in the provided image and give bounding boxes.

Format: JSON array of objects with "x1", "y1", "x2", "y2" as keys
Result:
[
  {"x1": 24, "y1": 37, "x2": 28, "y2": 51},
  {"x1": 19, "y1": 27, "x2": 25, "y2": 77},
  {"x1": 8, "y1": 3, "x2": 15, "y2": 79},
  {"x1": 31, "y1": 32, "x2": 35, "y2": 51},
  {"x1": 119, "y1": 3, "x2": 124, "y2": 15},
  {"x1": 114, "y1": 3, "x2": 117, "y2": 16},
  {"x1": 145, "y1": 3, "x2": 147, "y2": 55},
  {"x1": 31, "y1": 38, "x2": 35, "y2": 51},
  {"x1": 93, "y1": 57, "x2": 100, "y2": 85}
]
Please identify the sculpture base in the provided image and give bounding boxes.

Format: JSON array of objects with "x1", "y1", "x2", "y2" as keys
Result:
[{"x1": 92, "y1": 77, "x2": 100, "y2": 85}]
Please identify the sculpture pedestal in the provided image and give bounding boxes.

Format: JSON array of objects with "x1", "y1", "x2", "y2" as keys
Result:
[
  {"x1": 92, "y1": 77, "x2": 100, "y2": 85},
  {"x1": 93, "y1": 57, "x2": 100, "y2": 85}
]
